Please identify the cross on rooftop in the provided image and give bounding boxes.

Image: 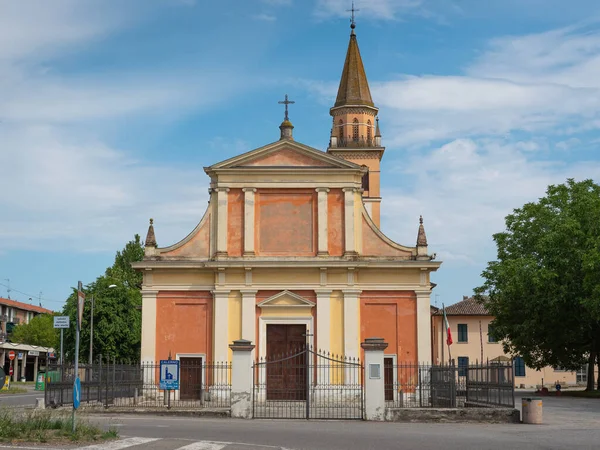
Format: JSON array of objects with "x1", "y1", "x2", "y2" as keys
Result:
[
  {"x1": 278, "y1": 94, "x2": 295, "y2": 121},
  {"x1": 347, "y1": 1, "x2": 359, "y2": 30}
]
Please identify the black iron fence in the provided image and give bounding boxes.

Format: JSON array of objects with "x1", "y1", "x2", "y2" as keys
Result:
[
  {"x1": 253, "y1": 347, "x2": 364, "y2": 420},
  {"x1": 45, "y1": 358, "x2": 231, "y2": 410},
  {"x1": 385, "y1": 361, "x2": 514, "y2": 409}
]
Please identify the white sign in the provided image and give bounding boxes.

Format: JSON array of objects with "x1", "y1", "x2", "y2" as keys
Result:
[
  {"x1": 28, "y1": 351, "x2": 39, "y2": 357},
  {"x1": 53, "y1": 316, "x2": 70, "y2": 329}
]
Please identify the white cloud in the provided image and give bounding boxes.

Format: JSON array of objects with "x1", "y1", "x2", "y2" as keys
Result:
[
  {"x1": 253, "y1": 13, "x2": 278, "y2": 22},
  {"x1": 380, "y1": 138, "x2": 600, "y2": 264}
]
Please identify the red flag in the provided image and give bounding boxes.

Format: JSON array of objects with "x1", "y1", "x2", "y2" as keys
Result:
[{"x1": 443, "y1": 306, "x2": 453, "y2": 346}]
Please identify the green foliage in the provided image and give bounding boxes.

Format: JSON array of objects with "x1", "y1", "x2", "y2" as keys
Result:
[
  {"x1": 10, "y1": 314, "x2": 59, "y2": 348},
  {"x1": 62, "y1": 235, "x2": 143, "y2": 362},
  {"x1": 475, "y1": 179, "x2": 600, "y2": 387},
  {"x1": 0, "y1": 409, "x2": 118, "y2": 443}
]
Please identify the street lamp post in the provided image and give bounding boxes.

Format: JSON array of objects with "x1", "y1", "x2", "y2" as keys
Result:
[{"x1": 89, "y1": 284, "x2": 117, "y2": 365}]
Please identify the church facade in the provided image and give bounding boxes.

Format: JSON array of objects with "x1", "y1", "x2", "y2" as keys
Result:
[{"x1": 134, "y1": 25, "x2": 441, "y2": 371}]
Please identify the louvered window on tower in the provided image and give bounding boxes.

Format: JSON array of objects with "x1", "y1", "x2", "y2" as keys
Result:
[
  {"x1": 367, "y1": 120, "x2": 372, "y2": 143},
  {"x1": 353, "y1": 118, "x2": 359, "y2": 142},
  {"x1": 362, "y1": 169, "x2": 370, "y2": 191}
]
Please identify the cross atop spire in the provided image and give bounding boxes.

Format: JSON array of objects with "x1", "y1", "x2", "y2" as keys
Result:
[
  {"x1": 278, "y1": 94, "x2": 295, "y2": 122},
  {"x1": 347, "y1": 1, "x2": 359, "y2": 34}
]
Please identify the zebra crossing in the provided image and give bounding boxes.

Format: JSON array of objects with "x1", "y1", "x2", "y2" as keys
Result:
[{"x1": 71, "y1": 437, "x2": 292, "y2": 450}]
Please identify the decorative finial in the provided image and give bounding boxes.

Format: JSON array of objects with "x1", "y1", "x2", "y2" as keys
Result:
[
  {"x1": 278, "y1": 94, "x2": 295, "y2": 140},
  {"x1": 347, "y1": 1, "x2": 359, "y2": 34},
  {"x1": 145, "y1": 217, "x2": 157, "y2": 247},
  {"x1": 417, "y1": 215, "x2": 428, "y2": 247}
]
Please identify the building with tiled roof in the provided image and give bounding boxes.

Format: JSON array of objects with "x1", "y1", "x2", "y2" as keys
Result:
[{"x1": 432, "y1": 296, "x2": 586, "y2": 388}]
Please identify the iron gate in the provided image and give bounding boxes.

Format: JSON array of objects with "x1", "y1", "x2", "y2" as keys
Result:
[{"x1": 253, "y1": 347, "x2": 364, "y2": 419}]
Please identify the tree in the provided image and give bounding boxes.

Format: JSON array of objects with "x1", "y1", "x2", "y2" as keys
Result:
[
  {"x1": 10, "y1": 314, "x2": 59, "y2": 348},
  {"x1": 475, "y1": 179, "x2": 600, "y2": 391},
  {"x1": 62, "y1": 235, "x2": 144, "y2": 362}
]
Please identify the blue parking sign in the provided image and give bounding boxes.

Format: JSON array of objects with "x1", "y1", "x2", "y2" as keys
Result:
[
  {"x1": 159, "y1": 360, "x2": 180, "y2": 390},
  {"x1": 73, "y1": 377, "x2": 81, "y2": 409}
]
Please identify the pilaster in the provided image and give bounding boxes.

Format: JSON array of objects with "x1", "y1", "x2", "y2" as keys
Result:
[
  {"x1": 243, "y1": 188, "x2": 256, "y2": 256},
  {"x1": 343, "y1": 289, "x2": 362, "y2": 358},
  {"x1": 141, "y1": 290, "x2": 158, "y2": 363},
  {"x1": 343, "y1": 188, "x2": 357, "y2": 256},
  {"x1": 315, "y1": 290, "x2": 332, "y2": 352},
  {"x1": 240, "y1": 289, "x2": 257, "y2": 345},
  {"x1": 216, "y1": 188, "x2": 230, "y2": 257},
  {"x1": 213, "y1": 290, "x2": 231, "y2": 362},
  {"x1": 316, "y1": 188, "x2": 330, "y2": 255},
  {"x1": 415, "y1": 290, "x2": 432, "y2": 364}
]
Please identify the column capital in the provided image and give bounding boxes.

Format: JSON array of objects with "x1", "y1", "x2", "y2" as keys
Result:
[
  {"x1": 240, "y1": 289, "x2": 258, "y2": 296},
  {"x1": 141, "y1": 290, "x2": 159, "y2": 297},
  {"x1": 242, "y1": 188, "x2": 257, "y2": 193},
  {"x1": 215, "y1": 187, "x2": 230, "y2": 193},
  {"x1": 315, "y1": 187, "x2": 330, "y2": 193},
  {"x1": 361, "y1": 337, "x2": 389, "y2": 351},
  {"x1": 211, "y1": 290, "x2": 231, "y2": 298},
  {"x1": 342, "y1": 187, "x2": 358, "y2": 193},
  {"x1": 414, "y1": 290, "x2": 432, "y2": 298},
  {"x1": 229, "y1": 339, "x2": 255, "y2": 352},
  {"x1": 314, "y1": 289, "x2": 333, "y2": 296},
  {"x1": 343, "y1": 289, "x2": 362, "y2": 296}
]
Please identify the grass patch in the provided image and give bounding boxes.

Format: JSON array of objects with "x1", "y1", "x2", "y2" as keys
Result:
[
  {"x1": 560, "y1": 390, "x2": 600, "y2": 398},
  {"x1": 0, "y1": 387, "x2": 28, "y2": 395},
  {"x1": 0, "y1": 409, "x2": 119, "y2": 443}
]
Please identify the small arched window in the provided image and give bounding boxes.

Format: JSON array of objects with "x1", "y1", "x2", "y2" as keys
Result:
[
  {"x1": 353, "y1": 118, "x2": 359, "y2": 142},
  {"x1": 367, "y1": 120, "x2": 372, "y2": 142}
]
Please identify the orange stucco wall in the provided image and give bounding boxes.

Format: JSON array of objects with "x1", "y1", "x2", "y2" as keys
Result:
[
  {"x1": 255, "y1": 190, "x2": 316, "y2": 256},
  {"x1": 227, "y1": 189, "x2": 244, "y2": 257},
  {"x1": 156, "y1": 291, "x2": 213, "y2": 362},
  {"x1": 362, "y1": 216, "x2": 412, "y2": 257},
  {"x1": 242, "y1": 148, "x2": 331, "y2": 167},
  {"x1": 327, "y1": 189, "x2": 344, "y2": 256},
  {"x1": 360, "y1": 291, "x2": 417, "y2": 362},
  {"x1": 161, "y1": 212, "x2": 211, "y2": 258}
]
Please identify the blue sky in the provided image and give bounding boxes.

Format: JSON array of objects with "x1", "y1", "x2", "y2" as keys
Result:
[{"x1": 1, "y1": 0, "x2": 600, "y2": 311}]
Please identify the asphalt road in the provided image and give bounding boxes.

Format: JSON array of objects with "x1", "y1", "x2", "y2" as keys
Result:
[{"x1": 0, "y1": 390, "x2": 597, "y2": 449}]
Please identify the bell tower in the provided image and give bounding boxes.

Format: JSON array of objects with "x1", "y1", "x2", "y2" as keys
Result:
[{"x1": 327, "y1": 14, "x2": 384, "y2": 227}]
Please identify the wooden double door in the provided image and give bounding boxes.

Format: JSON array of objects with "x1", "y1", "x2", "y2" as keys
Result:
[{"x1": 266, "y1": 324, "x2": 307, "y2": 400}]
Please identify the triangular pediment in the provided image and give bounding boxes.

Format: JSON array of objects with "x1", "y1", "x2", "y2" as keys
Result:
[
  {"x1": 208, "y1": 140, "x2": 361, "y2": 170},
  {"x1": 257, "y1": 290, "x2": 316, "y2": 308}
]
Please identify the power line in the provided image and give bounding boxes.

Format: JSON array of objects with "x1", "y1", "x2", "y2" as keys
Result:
[{"x1": 0, "y1": 282, "x2": 65, "y2": 304}]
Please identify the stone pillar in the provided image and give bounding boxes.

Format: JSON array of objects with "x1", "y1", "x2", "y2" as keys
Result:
[
  {"x1": 213, "y1": 290, "x2": 231, "y2": 362},
  {"x1": 343, "y1": 289, "x2": 361, "y2": 359},
  {"x1": 316, "y1": 188, "x2": 329, "y2": 255},
  {"x1": 240, "y1": 290, "x2": 257, "y2": 357},
  {"x1": 243, "y1": 188, "x2": 256, "y2": 256},
  {"x1": 13, "y1": 357, "x2": 18, "y2": 383},
  {"x1": 229, "y1": 339, "x2": 255, "y2": 419},
  {"x1": 415, "y1": 291, "x2": 432, "y2": 364},
  {"x1": 361, "y1": 337, "x2": 388, "y2": 421},
  {"x1": 343, "y1": 188, "x2": 356, "y2": 255},
  {"x1": 33, "y1": 356, "x2": 39, "y2": 385},
  {"x1": 20, "y1": 353, "x2": 27, "y2": 381},
  {"x1": 216, "y1": 188, "x2": 230, "y2": 257},
  {"x1": 316, "y1": 290, "x2": 332, "y2": 353},
  {"x1": 141, "y1": 290, "x2": 158, "y2": 363}
]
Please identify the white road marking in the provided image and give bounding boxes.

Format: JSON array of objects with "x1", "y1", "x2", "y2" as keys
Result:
[
  {"x1": 176, "y1": 442, "x2": 227, "y2": 450},
  {"x1": 76, "y1": 436, "x2": 160, "y2": 449}
]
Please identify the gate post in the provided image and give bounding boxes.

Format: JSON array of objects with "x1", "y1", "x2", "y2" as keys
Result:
[
  {"x1": 361, "y1": 337, "x2": 388, "y2": 421},
  {"x1": 229, "y1": 339, "x2": 255, "y2": 419}
]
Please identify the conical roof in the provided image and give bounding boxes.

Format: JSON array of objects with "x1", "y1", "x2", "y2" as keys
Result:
[
  {"x1": 417, "y1": 216, "x2": 428, "y2": 247},
  {"x1": 334, "y1": 32, "x2": 374, "y2": 108},
  {"x1": 145, "y1": 218, "x2": 157, "y2": 247}
]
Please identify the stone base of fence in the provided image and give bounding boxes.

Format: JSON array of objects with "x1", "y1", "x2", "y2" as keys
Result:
[
  {"x1": 71, "y1": 406, "x2": 231, "y2": 418},
  {"x1": 385, "y1": 407, "x2": 520, "y2": 423}
]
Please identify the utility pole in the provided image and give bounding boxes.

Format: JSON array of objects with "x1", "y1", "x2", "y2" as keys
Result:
[{"x1": 88, "y1": 296, "x2": 94, "y2": 365}]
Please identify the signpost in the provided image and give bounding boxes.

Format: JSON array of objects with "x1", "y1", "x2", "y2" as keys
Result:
[
  {"x1": 53, "y1": 316, "x2": 69, "y2": 366},
  {"x1": 72, "y1": 282, "x2": 85, "y2": 432},
  {"x1": 160, "y1": 359, "x2": 180, "y2": 409}
]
